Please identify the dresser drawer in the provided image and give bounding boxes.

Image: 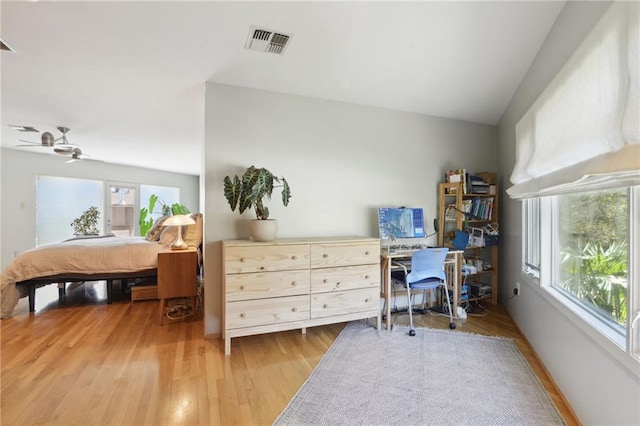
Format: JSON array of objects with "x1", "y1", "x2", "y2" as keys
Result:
[
  {"x1": 225, "y1": 245, "x2": 310, "y2": 274},
  {"x1": 310, "y1": 287, "x2": 379, "y2": 319},
  {"x1": 226, "y1": 270, "x2": 310, "y2": 302},
  {"x1": 310, "y1": 264, "x2": 379, "y2": 294},
  {"x1": 310, "y1": 241, "x2": 379, "y2": 268},
  {"x1": 226, "y1": 295, "x2": 310, "y2": 329}
]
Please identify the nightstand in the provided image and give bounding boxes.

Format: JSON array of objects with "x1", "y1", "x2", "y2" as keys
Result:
[{"x1": 157, "y1": 247, "x2": 198, "y2": 325}]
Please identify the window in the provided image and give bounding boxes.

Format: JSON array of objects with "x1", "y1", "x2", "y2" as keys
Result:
[
  {"x1": 523, "y1": 198, "x2": 540, "y2": 278},
  {"x1": 140, "y1": 185, "x2": 181, "y2": 222},
  {"x1": 512, "y1": 2, "x2": 639, "y2": 363},
  {"x1": 525, "y1": 187, "x2": 639, "y2": 353},
  {"x1": 553, "y1": 188, "x2": 629, "y2": 333},
  {"x1": 37, "y1": 175, "x2": 104, "y2": 245},
  {"x1": 107, "y1": 183, "x2": 139, "y2": 237},
  {"x1": 36, "y1": 178, "x2": 184, "y2": 242}
]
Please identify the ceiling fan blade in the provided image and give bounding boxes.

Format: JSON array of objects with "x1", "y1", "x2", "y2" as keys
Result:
[
  {"x1": 8, "y1": 125, "x2": 39, "y2": 132},
  {"x1": 53, "y1": 145, "x2": 80, "y2": 154},
  {"x1": 67, "y1": 154, "x2": 102, "y2": 163},
  {"x1": 16, "y1": 139, "x2": 42, "y2": 147}
]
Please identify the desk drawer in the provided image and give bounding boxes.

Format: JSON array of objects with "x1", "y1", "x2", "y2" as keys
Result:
[
  {"x1": 226, "y1": 295, "x2": 310, "y2": 329},
  {"x1": 310, "y1": 287, "x2": 379, "y2": 319},
  {"x1": 225, "y1": 245, "x2": 309, "y2": 274},
  {"x1": 310, "y1": 265, "x2": 379, "y2": 294}
]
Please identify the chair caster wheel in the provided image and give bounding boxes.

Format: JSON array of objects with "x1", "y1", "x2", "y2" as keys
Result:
[
  {"x1": 409, "y1": 329, "x2": 416, "y2": 336},
  {"x1": 449, "y1": 323, "x2": 456, "y2": 330}
]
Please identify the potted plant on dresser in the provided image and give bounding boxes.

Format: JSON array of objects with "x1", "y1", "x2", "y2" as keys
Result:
[{"x1": 223, "y1": 165, "x2": 291, "y2": 242}]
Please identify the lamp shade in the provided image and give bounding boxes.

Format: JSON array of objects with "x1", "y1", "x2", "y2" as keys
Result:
[
  {"x1": 163, "y1": 214, "x2": 195, "y2": 250},
  {"x1": 163, "y1": 214, "x2": 195, "y2": 227}
]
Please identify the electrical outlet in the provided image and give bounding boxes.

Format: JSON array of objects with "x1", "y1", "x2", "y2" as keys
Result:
[{"x1": 513, "y1": 282, "x2": 520, "y2": 296}]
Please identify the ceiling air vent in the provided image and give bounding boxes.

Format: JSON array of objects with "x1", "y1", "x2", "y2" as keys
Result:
[
  {"x1": 245, "y1": 26, "x2": 291, "y2": 55},
  {"x1": 0, "y1": 36, "x2": 17, "y2": 53}
]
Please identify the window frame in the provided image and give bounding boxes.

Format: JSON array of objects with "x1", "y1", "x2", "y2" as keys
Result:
[
  {"x1": 523, "y1": 187, "x2": 640, "y2": 371},
  {"x1": 523, "y1": 197, "x2": 540, "y2": 279}
]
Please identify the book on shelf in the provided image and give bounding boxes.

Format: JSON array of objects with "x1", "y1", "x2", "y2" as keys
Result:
[
  {"x1": 461, "y1": 199, "x2": 472, "y2": 214},
  {"x1": 446, "y1": 199, "x2": 493, "y2": 221},
  {"x1": 467, "y1": 174, "x2": 490, "y2": 194},
  {"x1": 467, "y1": 198, "x2": 493, "y2": 220}
]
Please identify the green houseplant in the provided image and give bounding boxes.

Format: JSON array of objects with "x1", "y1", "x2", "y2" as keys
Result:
[
  {"x1": 71, "y1": 206, "x2": 100, "y2": 235},
  {"x1": 223, "y1": 166, "x2": 291, "y2": 241},
  {"x1": 139, "y1": 194, "x2": 191, "y2": 236}
]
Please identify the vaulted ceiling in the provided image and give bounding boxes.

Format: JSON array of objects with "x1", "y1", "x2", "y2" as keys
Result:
[{"x1": 1, "y1": 1, "x2": 566, "y2": 175}]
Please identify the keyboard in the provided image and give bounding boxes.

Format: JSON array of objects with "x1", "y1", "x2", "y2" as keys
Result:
[
  {"x1": 383, "y1": 245, "x2": 433, "y2": 256},
  {"x1": 389, "y1": 249, "x2": 420, "y2": 256}
]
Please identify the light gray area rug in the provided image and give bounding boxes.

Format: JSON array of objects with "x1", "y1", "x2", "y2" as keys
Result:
[{"x1": 274, "y1": 321, "x2": 565, "y2": 426}]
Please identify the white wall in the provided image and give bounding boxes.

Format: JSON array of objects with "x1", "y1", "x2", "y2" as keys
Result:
[
  {"x1": 0, "y1": 148, "x2": 200, "y2": 269},
  {"x1": 497, "y1": 1, "x2": 640, "y2": 424},
  {"x1": 203, "y1": 83, "x2": 496, "y2": 335}
]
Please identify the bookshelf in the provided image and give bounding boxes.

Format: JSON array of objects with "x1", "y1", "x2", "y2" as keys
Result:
[{"x1": 438, "y1": 172, "x2": 499, "y2": 306}]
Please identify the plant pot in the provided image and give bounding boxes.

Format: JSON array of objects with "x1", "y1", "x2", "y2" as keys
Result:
[{"x1": 249, "y1": 219, "x2": 278, "y2": 242}]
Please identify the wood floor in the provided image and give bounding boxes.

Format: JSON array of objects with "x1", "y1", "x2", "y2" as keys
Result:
[{"x1": 1, "y1": 282, "x2": 579, "y2": 425}]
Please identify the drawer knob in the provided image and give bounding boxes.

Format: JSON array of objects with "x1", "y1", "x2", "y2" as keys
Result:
[
  {"x1": 259, "y1": 266, "x2": 265, "y2": 270},
  {"x1": 323, "y1": 253, "x2": 328, "y2": 258},
  {"x1": 291, "y1": 281, "x2": 296, "y2": 286},
  {"x1": 336, "y1": 282, "x2": 341, "y2": 286},
  {"x1": 365, "y1": 275, "x2": 370, "y2": 279},
  {"x1": 323, "y1": 304, "x2": 328, "y2": 308},
  {"x1": 365, "y1": 251, "x2": 370, "y2": 255},
  {"x1": 240, "y1": 258, "x2": 246, "y2": 263},
  {"x1": 240, "y1": 313, "x2": 245, "y2": 318},
  {"x1": 240, "y1": 285, "x2": 244, "y2": 290},
  {"x1": 292, "y1": 307, "x2": 297, "y2": 312},
  {"x1": 365, "y1": 298, "x2": 370, "y2": 303},
  {"x1": 292, "y1": 255, "x2": 297, "y2": 260},
  {"x1": 323, "y1": 279, "x2": 328, "y2": 283}
]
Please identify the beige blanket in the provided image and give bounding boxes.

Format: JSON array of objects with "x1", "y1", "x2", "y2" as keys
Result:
[{"x1": 0, "y1": 236, "x2": 164, "y2": 318}]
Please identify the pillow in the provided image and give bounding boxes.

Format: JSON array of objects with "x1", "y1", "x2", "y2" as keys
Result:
[
  {"x1": 159, "y1": 225, "x2": 179, "y2": 247},
  {"x1": 183, "y1": 213, "x2": 203, "y2": 247},
  {"x1": 145, "y1": 216, "x2": 169, "y2": 241}
]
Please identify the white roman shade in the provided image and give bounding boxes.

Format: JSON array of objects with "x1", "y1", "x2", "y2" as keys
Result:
[{"x1": 508, "y1": 2, "x2": 639, "y2": 199}]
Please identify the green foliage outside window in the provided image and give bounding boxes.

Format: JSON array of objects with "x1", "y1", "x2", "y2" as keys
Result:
[
  {"x1": 558, "y1": 190, "x2": 628, "y2": 326},
  {"x1": 139, "y1": 194, "x2": 190, "y2": 236},
  {"x1": 71, "y1": 206, "x2": 100, "y2": 236}
]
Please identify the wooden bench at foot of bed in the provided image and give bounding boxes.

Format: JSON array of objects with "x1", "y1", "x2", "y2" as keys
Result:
[{"x1": 16, "y1": 269, "x2": 157, "y2": 312}]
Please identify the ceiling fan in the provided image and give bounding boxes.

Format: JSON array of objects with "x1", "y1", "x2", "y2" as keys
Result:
[
  {"x1": 15, "y1": 126, "x2": 75, "y2": 149},
  {"x1": 11, "y1": 125, "x2": 100, "y2": 163}
]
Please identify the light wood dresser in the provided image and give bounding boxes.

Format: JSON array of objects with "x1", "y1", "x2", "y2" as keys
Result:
[{"x1": 222, "y1": 236, "x2": 381, "y2": 355}]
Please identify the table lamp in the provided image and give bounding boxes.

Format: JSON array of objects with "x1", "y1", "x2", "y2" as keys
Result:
[{"x1": 162, "y1": 214, "x2": 196, "y2": 250}]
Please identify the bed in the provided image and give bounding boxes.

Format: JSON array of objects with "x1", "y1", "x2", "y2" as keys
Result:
[{"x1": 0, "y1": 213, "x2": 203, "y2": 318}]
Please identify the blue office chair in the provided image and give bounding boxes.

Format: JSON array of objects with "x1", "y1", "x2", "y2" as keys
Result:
[{"x1": 399, "y1": 248, "x2": 456, "y2": 336}]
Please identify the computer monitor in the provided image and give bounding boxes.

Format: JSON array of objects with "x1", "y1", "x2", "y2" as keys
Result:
[{"x1": 378, "y1": 207, "x2": 426, "y2": 240}]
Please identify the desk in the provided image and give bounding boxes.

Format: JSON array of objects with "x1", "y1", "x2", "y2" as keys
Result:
[{"x1": 380, "y1": 249, "x2": 462, "y2": 331}]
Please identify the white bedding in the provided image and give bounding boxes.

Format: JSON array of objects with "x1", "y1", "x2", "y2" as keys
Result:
[{"x1": 0, "y1": 236, "x2": 164, "y2": 318}]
